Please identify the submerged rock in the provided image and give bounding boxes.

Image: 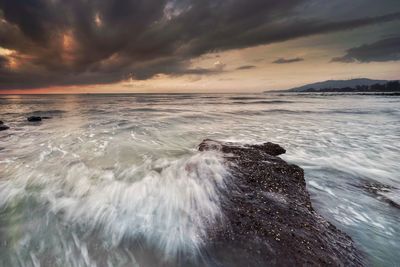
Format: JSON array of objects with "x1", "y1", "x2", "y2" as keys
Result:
[
  {"x1": 199, "y1": 139, "x2": 365, "y2": 267},
  {"x1": 358, "y1": 179, "x2": 400, "y2": 209},
  {"x1": 27, "y1": 116, "x2": 42, "y2": 122}
]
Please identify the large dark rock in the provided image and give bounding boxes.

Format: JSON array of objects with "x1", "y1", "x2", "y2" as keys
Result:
[
  {"x1": 27, "y1": 116, "x2": 42, "y2": 122},
  {"x1": 199, "y1": 139, "x2": 365, "y2": 267}
]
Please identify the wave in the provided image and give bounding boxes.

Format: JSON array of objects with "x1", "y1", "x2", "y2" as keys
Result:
[
  {"x1": 228, "y1": 97, "x2": 264, "y2": 100},
  {"x1": 29, "y1": 109, "x2": 66, "y2": 117},
  {"x1": 0, "y1": 150, "x2": 229, "y2": 259},
  {"x1": 232, "y1": 100, "x2": 293, "y2": 104}
]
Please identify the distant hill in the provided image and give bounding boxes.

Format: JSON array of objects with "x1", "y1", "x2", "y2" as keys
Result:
[{"x1": 270, "y1": 78, "x2": 400, "y2": 93}]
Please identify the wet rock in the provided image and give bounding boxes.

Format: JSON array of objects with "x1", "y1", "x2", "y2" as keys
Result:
[
  {"x1": 0, "y1": 120, "x2": 9, "y2": 130},
  {"x1": 199, "y1": 139, "x2": 365, "y2": 267},
  {"x1": 27, "y1": 112, "x2": 54, "y2": 121},
  {"x1": 0, "y1": 125, "x2": 9, "y2": 131},
  {"x1": 27, "y1": 116, "x2": 42, "y2": 122},
  {"x1": 199, "y1": 138, "x2": 286, "y2": 156}
]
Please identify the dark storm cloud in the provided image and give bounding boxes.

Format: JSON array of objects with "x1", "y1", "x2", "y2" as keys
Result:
[
  {"x1": 0, "y1": 0, "x2": 400, "y2": 89},
  {"x1": 272, "y1": 57, "x2": 304, "y2": 64},
  {"x1": 236, "y1": 65, "x2": 256, "y2": 70},
  {"x1": 332, "y1": 36, "x2": 400, "y2": 63}
]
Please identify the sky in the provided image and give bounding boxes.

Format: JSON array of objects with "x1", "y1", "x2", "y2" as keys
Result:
[{"x1": 0, "y1": 0, "x2": 399, "y2": 93}]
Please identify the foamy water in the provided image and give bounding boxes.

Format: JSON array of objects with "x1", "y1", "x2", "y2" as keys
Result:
[{"x1": 0, "y1": 93, "x2": 399, "y2": 266}]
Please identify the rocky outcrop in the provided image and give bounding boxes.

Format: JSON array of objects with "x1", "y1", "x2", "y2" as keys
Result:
[{"x1": 199, "y1": 139, "x2": 365, "y2": 267}]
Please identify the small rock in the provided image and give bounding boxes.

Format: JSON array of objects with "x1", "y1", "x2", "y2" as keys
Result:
[
  {"x1": 0, "y1": 125, "x2": 9, "y2": 131},
  {"x1": 0, "y1": 120, "x2": 3, "y2": 125},
  {"x1": 27, "y1": 116, "x2": 42, "y2": 122}
]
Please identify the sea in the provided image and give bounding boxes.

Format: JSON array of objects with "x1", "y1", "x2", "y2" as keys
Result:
[{"x1": 0, "y1": 93, "x2": 399, "y2": 266}]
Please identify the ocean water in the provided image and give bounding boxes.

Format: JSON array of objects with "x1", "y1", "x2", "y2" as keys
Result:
[{"x1": 0, "y1": 93, "x2": 399, "y2": 266}]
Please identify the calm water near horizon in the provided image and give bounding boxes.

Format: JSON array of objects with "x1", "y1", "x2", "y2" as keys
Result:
[{"x1": 0, "y1": 93, "x2": 399, "y2": 266}]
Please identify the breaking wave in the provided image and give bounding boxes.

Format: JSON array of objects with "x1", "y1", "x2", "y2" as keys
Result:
[{"x1": 0, "y1": 150, "x2": 229, "y2": 259}]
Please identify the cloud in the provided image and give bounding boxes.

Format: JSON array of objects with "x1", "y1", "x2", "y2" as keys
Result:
[
  {"x1": 236, "y1": 65, "x2": 256, "y2": 70},
  {"x1": 0, "y1": 0, "x2": 400, "y2": 89},
  {"x1": 272, "y1": 57, "x2": 304, "y2": 64},
  {"x1": 332, "y1": 36, "x2": 400, "y2": 63}
]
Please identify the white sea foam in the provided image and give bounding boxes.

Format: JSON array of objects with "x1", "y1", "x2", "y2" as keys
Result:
[{"x1": 0, "y1": 150, "x2": 229, "y2": 258}]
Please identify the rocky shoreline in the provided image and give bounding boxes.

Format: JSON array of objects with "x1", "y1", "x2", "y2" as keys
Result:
[
  {"x1": 199, "y1": 139, "x2": 365, "y2": 266},
  {"x1": 0, "y1": 134, "x2": 369, "y2": 266}
]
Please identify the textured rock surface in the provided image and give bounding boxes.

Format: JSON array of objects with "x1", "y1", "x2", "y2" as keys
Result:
[{"x1": 199, "y1": 139, "x2": 365, "y2": 267}]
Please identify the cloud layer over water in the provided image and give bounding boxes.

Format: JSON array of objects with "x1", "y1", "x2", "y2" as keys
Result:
[{"x1": 0, "y1": 0, "x2": 399, "y2": 90}]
